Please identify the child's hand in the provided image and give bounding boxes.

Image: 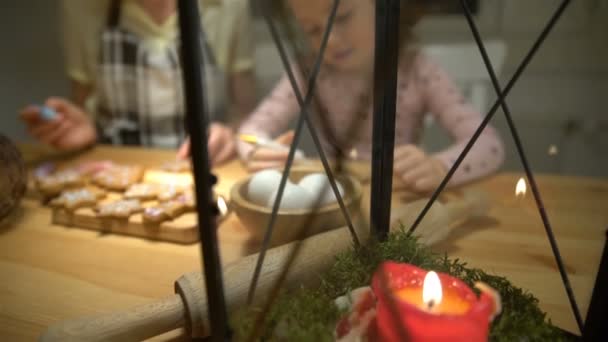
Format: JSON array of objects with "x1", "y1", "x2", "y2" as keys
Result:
[
  {"x1": 245, "y1": 131, "x2": 295, "y2": 172},
  {"x1": 177, "y1": 123, "x2": 236, "y2": 166},
  {"x1": 394, "y1": 145, "x2": 447, "y2": 193},
  {"x1": 19, "y1": 97, "x2": 96, "y2": 151}
]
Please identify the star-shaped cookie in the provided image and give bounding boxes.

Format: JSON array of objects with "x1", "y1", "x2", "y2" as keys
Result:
[
  {"x1": 124, "y1": 183, "x2": 159, "y2": 200},
  {"x1": 160, "y1": 160, "x2": 191, "y2": 172},
  {"x1": 37, "y1": 169, "x2": 85, "y2": 197},
  {"x1": 143, "y1": 200, "x2": 189, "y2": 224},
  {"x1": 96, "y1": 199, "x2": 143, "y2": 218},
  {"x1": 92, "y1": 165, "x2": 144, "y2": 191},
  {"x1": 50, "y1": 187, "x2": 105, "y2": 211}
]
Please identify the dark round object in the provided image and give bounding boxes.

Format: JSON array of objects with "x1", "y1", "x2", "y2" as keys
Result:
[{"x1": 0, "y1": 134, "x2": 27, "y2": 223}]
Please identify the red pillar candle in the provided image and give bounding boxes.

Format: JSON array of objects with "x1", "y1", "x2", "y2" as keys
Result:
[{"x1": 371, "y1": 261, "x2": 501, "y2": 342}]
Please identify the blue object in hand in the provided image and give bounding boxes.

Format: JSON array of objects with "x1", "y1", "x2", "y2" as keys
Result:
[{"x1": 39, "y1": 106, "x2": 57, "y2": 121}]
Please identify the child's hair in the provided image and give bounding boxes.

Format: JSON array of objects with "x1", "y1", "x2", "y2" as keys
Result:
[
  {"x1": 268, "y1": 0, "x2": 428, "y2": 56},
  {"x1": 263, "y1": 0, "x2": 429, "y2": 159}
]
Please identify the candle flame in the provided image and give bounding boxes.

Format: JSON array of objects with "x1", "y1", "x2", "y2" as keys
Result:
[
  {"x1": 217, "y1": 196, "x2": 228, "y2": 216},
  {"x1": 422, "y1": 271, "x2": 442, "y2": 309},
  {"x1": 515, "y1": 177, "x2": 527, "y2": 197}
]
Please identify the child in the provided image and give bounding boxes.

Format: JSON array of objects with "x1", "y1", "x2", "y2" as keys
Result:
[
  {"x1": 20, "y1": 0, "x2": 256, "y2": 166},
  {"x1": 238, "y1": 0, "x2": 504, "y2": 192}
]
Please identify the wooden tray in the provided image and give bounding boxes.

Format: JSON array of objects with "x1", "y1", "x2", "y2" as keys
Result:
[
  {"x1": 51, "y1": 196, "x2": 199, "y2": 244},
  {"x1": 46, "y1": 169, "x2": 200, "y2": 244}
]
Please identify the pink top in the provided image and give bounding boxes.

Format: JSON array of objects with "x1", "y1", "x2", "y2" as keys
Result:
[{"x1": 238, "y1": 53, "x2": 505, "y2": 185}]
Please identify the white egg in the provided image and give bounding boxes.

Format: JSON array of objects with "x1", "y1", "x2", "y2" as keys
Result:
[
  {"x1": 246, "y1": 170, "x2": 283, "y2": 205},
  {"x1": 298, "y1": 173, "x2": 345, "y2": 205},
  {"x1": 266, "y1": 183, "x2": 315, "y2": 210}
]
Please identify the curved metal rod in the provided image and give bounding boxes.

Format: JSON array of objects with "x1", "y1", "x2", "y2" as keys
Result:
[
  {"x1": 246, "y1": 0, "x2": 362, "y2": 304},
  {"x1": 459, "y1": 0, "x2": 582, "y2": 332},
  {"x1": 407, "y1": 0, "x2": 572, "y2": 236},
  {"x1": 260, "y1": 2, "x2": 360, "y2": 249},
  {"x1": 246, "y1": 0, "x2": 342, "y2": 306},
  {"x1": 242, "y1": 0, "x2": 576, "y2": 340}
]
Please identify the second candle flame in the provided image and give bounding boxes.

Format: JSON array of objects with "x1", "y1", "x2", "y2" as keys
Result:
[{"x1": 515, "y1": 177, "x2": 527, "y2": 198}]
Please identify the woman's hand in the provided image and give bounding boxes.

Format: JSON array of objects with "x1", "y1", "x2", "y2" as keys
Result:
[
  {"x1": 393, "y1": 144, "x2": 447, "y2": 193},
  {"x1": 19, "y1": 97, "x2": 96, "y2": 151},
  {"x1": 177, "y1": 123, "x2": 237, "y2": 166},
  {"x1": 244, "y1": 131, "x2": 295, "y2": 173}
]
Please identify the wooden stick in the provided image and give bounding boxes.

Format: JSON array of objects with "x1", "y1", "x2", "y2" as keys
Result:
[
  {"x1": 40, "y1": 192, "x2": 488, "y2": 341},
  {"x1": 40, "y1": 296, "x2": 185, "y2": 342}
]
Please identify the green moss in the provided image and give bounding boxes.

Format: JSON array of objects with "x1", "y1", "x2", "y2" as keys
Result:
[{"x1": 233, "y1": 228, "x2": 573, "y2": 341}]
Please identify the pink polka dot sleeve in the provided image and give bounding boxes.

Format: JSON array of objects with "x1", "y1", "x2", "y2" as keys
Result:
[
  {"x1": 237, "y1": 73, "x2": 302, "y2": 159},
  {"x1": 416, "y1": 55, "x2": 505, "y2": 185}
]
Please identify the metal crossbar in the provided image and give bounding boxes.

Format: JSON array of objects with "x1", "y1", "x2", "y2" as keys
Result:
[
  {"x1": 459, "y1": 0, "x2": 582, "y2": 332},
  {"x1": 370, "y1": 0, "x2": 401, "y2": 240},
  {"x1": 176, "y1": 1, "x2": 229, "y2": 340},
  {"x1": 177, "y1": 0, "x2": 586, "y2": 339},
  {"x1": 244, "y1": 1, "x2": 342, "y2": 340},
  {"x1": 246, "y1": 0, "x2": 360, "y2": 304}
]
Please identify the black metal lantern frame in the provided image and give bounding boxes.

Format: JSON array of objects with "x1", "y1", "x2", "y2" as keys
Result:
[{"x1": 176, "y1": 0, "x2": 606, "y2": 340}]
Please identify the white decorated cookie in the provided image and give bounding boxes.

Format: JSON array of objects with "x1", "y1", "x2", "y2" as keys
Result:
[
  {"x1": 50, "y1": 187, "x2": 105, "y2": 211},
  {"x1": 37, "y1": 169, "x2": 85, "y2": 197},
  {"x1": 175, "y1": 189, "x2": 196, "y2": 210},
  {"x1": 96, "y1": 199, "x2": 143, "y2": 218},
  {"x1": 124, "y1": 183, "x2": 159, "y2": 200},
  {"x1": 161, "y1": 160, "x2": 191, "y2": 172},
  {"x1": 92, "y1": 165, "x2": 144, "y2": 191},
  {"x1": 157, "y1": 184, "x2": 186, "y2": 201},
  {"x1": 143, "y1": 200, "x2": 188, "y2": 224}
]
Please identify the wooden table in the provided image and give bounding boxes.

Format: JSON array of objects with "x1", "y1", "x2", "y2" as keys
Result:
[{"x1": 1, "y1": 145, "x2": 606, "y2": 340}]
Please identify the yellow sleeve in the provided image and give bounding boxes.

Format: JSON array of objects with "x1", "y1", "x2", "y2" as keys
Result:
[
  {"x1": 61, "y1": 0, "x2": 108, "y2": 85},
  {"x1": 229, "y1": 0, "x2": 254, "y2": 73},
  {"x1": 201, "y1": 0, "x2": 254, "y2": 74}
]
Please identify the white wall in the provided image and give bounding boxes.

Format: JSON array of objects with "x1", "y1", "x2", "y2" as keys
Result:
[
  {"x1": 441, "y1": 0, "x2": 608, "y2": 178},
  {"x1": 0, "y1": 1, "x2": 69, "y2": 142},
  {"x1": 408, "y1": 0, "x2": 607, "y2": 178},
  {"x1": 498, "y1": 1, "x2": 607, "y2": 178}
]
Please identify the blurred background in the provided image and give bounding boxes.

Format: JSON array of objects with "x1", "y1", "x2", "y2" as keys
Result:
[{"x1": 0, "y1": 0, "x2": 606, "y2": 178}]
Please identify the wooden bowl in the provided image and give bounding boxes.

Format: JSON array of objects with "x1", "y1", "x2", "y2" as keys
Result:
[{"x1": 230, "y1": 166, "x2": 362, "y2": 247}]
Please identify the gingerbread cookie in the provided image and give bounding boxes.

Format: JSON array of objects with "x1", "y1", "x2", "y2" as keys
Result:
[
  {"x1": 92, "y1": 165, "x2": 144, "y2": 191},
  {"x1": 96, "y1": 199, "x2": 143, "y2": 218},
  {"x1": 175, "y1": 189, "x2": 196, "y2": 210},
  {"x1": 33, "y1": 162, "x2": 56, "y2": 180},
  {"x1": 50, "y1": 187, "x2": 105, "y2": 211},
  {"x1": 156, "y1": 184, "x2": 186, "y2": 202},
  {"x1": 76, "y1": 160, "x2": 115, "y2": 175},
  {"x1": 37, "y1": 169, "x2": 85, "y2": 198},
  {"x1": 124, "y1": 183, "x2": 159, "y2": 200},
  {"x1": 143, "y1": 200, "x2": 189, "y2": 224},
  {"x1": 161, "y1": 160, "x2": 191, "y2": 172}
]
